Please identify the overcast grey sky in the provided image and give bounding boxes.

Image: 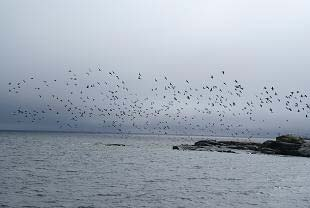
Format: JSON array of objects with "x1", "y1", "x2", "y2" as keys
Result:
[{"x1": 1, "y1": 0, "x2": 310, "y2": 136}]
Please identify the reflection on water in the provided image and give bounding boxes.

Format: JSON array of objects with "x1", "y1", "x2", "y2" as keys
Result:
[{"x1": 0, "y1": 132, "x2": 309, "y2": 208}]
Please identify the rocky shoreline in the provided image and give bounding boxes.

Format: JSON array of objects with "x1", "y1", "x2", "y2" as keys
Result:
[{"x1": 173, "y1": 135, "x2": 310, "y2": 157}]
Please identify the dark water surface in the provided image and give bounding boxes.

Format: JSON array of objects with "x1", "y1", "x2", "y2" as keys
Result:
[{"x1": 0, "y1": 132, "x2": 309, "y2": 208}]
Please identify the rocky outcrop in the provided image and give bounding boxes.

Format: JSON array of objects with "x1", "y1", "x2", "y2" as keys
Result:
[
  {"x1": 261, "y1": 140, "x2": 302, "y2": 156},
  {"x1": 173, "y1": 135, "x2": 310, "y2": 157}
]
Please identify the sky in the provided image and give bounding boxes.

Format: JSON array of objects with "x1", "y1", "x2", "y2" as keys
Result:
[{"x1": 1, "y1": 0, "x2": 310, "y2": 137}]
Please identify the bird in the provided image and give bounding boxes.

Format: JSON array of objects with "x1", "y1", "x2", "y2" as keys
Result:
[{"x1": 8, "y1": 68, "x2": 310, "y2": 137}]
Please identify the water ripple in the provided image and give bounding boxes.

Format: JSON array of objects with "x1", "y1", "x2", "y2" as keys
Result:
[{"x1": 0, "y1": 132, "x2": 309, "y2": 208}]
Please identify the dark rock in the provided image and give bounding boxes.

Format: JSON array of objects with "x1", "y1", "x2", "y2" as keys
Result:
[
  {"x1": 261, "y1": 140, "x2": 275, "y2": 148},
  {"x1": 260, "y1": 140, "x2": 303, "y2": 156},
  {"x1": 105, "y1": 144, "x2": 126, "y2": 147},
  {"x1": 194, "y1": 140, "x2": 218, "y2": 146},
  {"x1": 276, "y1": 135, "x2": 304, "y2": 144},
  {"x1": 262, "y1": 140, "x2": 301, "y2": 150},
  {"x1": 244, "y1": 145, "x2": 259, "y2": 151},
  {"x1": 298, "y1": 142, "x2": 310, "y2": 157},
  {"x1": 217, "y1": 149, "x2": 236, "y2": 153},
  {"x1": 260, "y1": 148, "x2": 277, "y2": 154}
]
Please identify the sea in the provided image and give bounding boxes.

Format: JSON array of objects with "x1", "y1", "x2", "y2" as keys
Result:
[{"x1": 0, "y1": 131, "x2": 309, "y2": 208}]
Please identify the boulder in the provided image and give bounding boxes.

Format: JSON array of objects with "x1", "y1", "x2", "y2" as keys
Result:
[
  {"x1": 261, "y1": 140, "x2": 302, "y2": 156},
  {"x1": 262, "y1": 140, "x2": 302, "y2": 150},
  {"x1": 276, "y1": 135, "x2": 304, "y2": 144}
]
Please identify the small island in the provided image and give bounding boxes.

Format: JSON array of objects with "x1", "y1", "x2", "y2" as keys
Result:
[{"x1": 173, "y1": 135, "x2": 310, "y2": 157}]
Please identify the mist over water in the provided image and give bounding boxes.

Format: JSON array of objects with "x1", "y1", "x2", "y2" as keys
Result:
[{"x1": 4, "y1": 68, "x2": 310, "y2": 138}]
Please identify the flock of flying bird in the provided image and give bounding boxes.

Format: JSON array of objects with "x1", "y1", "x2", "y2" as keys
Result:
[{"x1": 7, "y1": 68, "x2": 310, "y2": 137}]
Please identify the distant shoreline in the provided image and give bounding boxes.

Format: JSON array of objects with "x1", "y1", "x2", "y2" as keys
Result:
[{"x1": 0, "y1": 129, "x2": 273, "y2": 139}]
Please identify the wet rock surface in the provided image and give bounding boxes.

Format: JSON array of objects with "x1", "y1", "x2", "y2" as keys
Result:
[{"x1": 173, "y1": 135, "x2": 310, "y2": 157}]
